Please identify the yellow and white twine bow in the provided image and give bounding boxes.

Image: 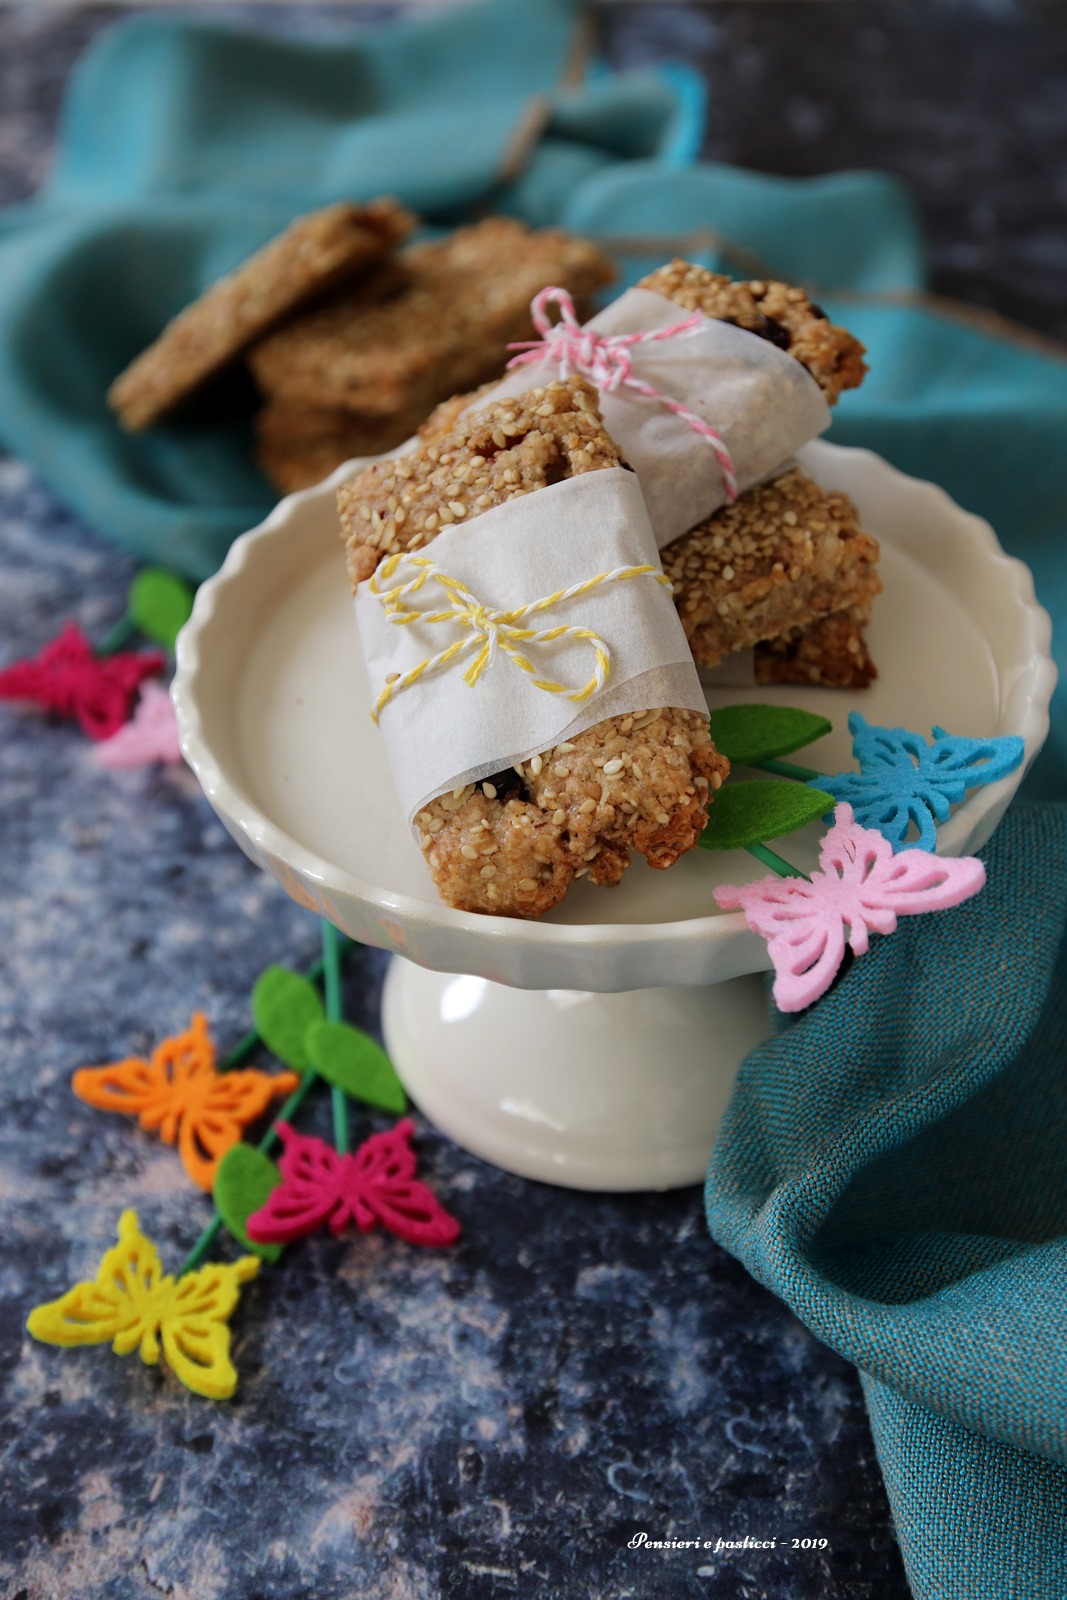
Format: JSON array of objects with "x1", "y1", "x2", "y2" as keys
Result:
[{"x1": 367, "y1": 550, "x2": 672, "y2": 723}]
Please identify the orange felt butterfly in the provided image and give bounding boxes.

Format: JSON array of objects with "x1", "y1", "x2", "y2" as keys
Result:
[{"x1": 72, "y1": 1013, "x2": 299, "y2": 1191}]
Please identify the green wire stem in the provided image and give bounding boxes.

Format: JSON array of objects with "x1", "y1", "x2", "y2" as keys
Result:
[
  {"x1": 321, "y1": 920, "x2": 349, "y2": 1156},
  {"x1": 216, "y1": 943, "x2": 352, "y2": 1073},
  {"x1": 257, "y1": 1069, "x2": 322, "y2": 1161},
  {"x1": 178, "y1": 1215, "x2": 226, "y2": 1277},
  {"x1": 97, "y1": 614, "x2": 138, "y2": 655},
  {"x1": 177, "y1": 933, "x2": 353, "y2": 1275},
  {"x1": 753, "y1": 756, "x2": 823, "y2": 782},
  {"x1": 745, "y1": 842, "x2": 810, "y2": 880}
]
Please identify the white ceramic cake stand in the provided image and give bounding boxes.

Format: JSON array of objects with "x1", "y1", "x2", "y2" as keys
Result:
[{"x1": 173, "y1": 440, "x2": 1054, "y2": 1190}]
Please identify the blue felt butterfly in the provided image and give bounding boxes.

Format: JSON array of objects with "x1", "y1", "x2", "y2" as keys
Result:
[{"x1": 811, "y1": 713, "x2": 1025, "y2": 851}]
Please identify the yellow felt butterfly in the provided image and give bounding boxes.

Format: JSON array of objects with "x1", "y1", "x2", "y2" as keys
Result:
[{"x1": 26, "y1": 1210, "x2": 259, "y2": 1400}]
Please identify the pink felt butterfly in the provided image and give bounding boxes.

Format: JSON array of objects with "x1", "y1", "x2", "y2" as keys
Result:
[
  {"x1": 94, "y1": 681, "x2": 183, "y2": 769},
  {"x1": 714, "y1": 803, "x2": 986, "y2": 1013},
  {"x1": 245, "y1": 1119, "x2": 461, "y2": 1249}
]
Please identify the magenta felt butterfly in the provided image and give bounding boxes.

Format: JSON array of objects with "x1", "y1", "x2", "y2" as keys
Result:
[
  {"x1": 245, "y1": 1119, "x2": 461, "y2": 1249},
  {"x1": 714, "y1": 803, "x2": 986, "y2": 1013},
  {"x1": 0, "y1": 623, "x2": 164, "y2": 740}
]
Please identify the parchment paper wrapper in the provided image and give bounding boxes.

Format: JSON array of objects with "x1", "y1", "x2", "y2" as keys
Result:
[
  {"x1": 476, "y1": 287, "x2": 831, "y2": 550},
  {"x1": 355, "y1": 468, "x2": 708, "y2": 825}
]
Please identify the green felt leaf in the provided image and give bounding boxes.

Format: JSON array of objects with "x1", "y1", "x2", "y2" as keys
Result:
[
  {"x1": 699, "y1": 782, "x2": 837, "y2": 851},
  {"x1": 305, "y1": 1021, "x2": 407, "y2": 1113},
  {"x1": 709, "y1": 704, "x2": 832, "y2": 766},
  {"x1": 250, "y1": 967, "x2": 324, "y2": 1072},
  {"x1": 213, "y1": 1144, "x2": 284, "y2": 1262},
  {"x1": 128, "y1": 568, "x2": 195, "y2": 651}
]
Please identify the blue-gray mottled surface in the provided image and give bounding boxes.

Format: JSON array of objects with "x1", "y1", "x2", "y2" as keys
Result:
[
  {"x1": 0, "y1": 487, "x2": 903, "y2": 1599},
  {"x1": 2, "y1": 4, "x2": 1064, "y2": 1597}
]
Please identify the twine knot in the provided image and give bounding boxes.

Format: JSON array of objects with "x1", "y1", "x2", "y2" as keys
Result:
[
  {"x1": 507, "y1": 287, "x2": 738, "y2": 501},
  {"x1": 367, "y1": 550, "x2": 671, "y2": 723}
]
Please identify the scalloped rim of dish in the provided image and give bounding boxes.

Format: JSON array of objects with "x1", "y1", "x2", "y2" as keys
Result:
[{"x1": 174, "y1": 441, "x2": 1055, "y2": 975}]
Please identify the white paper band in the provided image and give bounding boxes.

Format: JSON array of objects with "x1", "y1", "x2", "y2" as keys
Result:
[
  {"x1": 355, "y1": 468, "x2": 708, "y2": 824},
  {"x1": 478, "y1": 286, "x2": 831, "y2": 550}
]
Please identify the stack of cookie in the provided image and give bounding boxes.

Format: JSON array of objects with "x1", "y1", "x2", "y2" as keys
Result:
[
  {"x1": 637, "y1": 263, "x2": 881, "y2": 690},
  {"x1": 249, "y1": 218, "x2": 616, "y2": 492},
  {"x1": 108, "y1": 199, "x2": 417, "y2": 433},
  {"x1": 109, "y1": 203, "x2": 616, "y2": 496}
]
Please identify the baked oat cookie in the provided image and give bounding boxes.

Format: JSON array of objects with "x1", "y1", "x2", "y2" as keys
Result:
[
  {"x1": 257, "y1": 397, "x2": 428, "y2": 494},
  {"x1": 260, "y1": 379, "x2": 506, "y2": 495},
  {"x1": 109, "y1": 198, "x2": 415, "y2": 431},
  {"x1": 638, "y1": 261, "x2": 866, "y2": 405},
  {"x1": 414, "y1": 270, "x2": 879, "y2": 690},
  {"x1": 251, "y1": 218, "x2": 616, "y2": 420},
  {"x1": 257, "y1": 379, "x2": 508, "y2": 492},
  {"x1": 662, "y1": 468, "x2": 881, "y2": 670},
  {"x1": 260, "y1": 378, "x2": 508, "y2": 494},
  {"x1": 337, "y1": 376, "x2": 728, "y2": 918},
  {"x1": 754, "y1": 604, "x2": 877, "y2": 689}
]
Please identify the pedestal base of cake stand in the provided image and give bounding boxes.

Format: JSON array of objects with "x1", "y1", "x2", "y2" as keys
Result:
[{"x1": 380, "y1": 958, "x2": 771, "y2": 1191}]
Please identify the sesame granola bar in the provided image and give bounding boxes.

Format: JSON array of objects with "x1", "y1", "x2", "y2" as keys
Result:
[
  {"x1": 337, "y1": 376, "x2": 728, "y2": 918},
  {"x1": 638, "y1": 260, "x2": 866, "y2": 404},
  {"x1": 661, "y1": 468, "x2": 881, "y2": 670},
  {"x1": 754, "y1": 604, "x2": 877, "y2": 689},
  {"x1": 109, "y1": 199, "x2": 415, "y2": 431},
  {"x1": 636, "y1": 262, "x2": 878, "y2": 680},
  {"x1": 251, "y1": 218, "x2": 616, "y2": 420}
]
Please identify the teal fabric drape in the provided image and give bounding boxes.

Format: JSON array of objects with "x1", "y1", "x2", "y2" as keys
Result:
[
  {"x1": 2, "y1": 3, "x2": 1061, "y2": 798},
  {"x1": 0, "y1": 0, "x2": 705, "y2": 580},
  {"x1": 706, "y1": 803, "x2": 1067, "y2": 1598}
]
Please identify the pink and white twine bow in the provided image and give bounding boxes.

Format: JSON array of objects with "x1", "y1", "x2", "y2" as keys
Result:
[{"x1": 507, "y1": 287, "x2": 738, "y2": 501}]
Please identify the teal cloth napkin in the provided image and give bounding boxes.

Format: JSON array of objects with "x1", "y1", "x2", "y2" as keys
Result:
[
  {"x1": 0, "y1": 0, "x2": 705, "y2": 581},
  {"x1": 705, "y1": 801, "x2": 1067, "y2": 1598}
]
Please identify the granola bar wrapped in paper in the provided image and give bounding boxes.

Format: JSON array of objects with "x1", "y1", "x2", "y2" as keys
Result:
[
  {"x1": 478, "y1": 281, "x2": 843, "y2": 550},
  {"x1": 338, "y1": 376, "x2": 728, "y2": 918}
]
